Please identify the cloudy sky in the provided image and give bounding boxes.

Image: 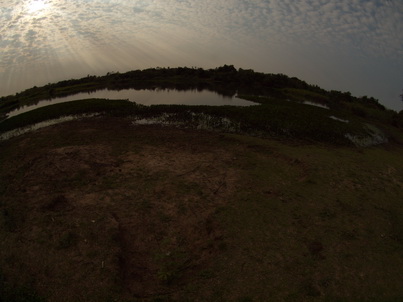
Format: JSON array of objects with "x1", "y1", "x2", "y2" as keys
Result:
[{"x1": 1, "y1": 0, "x2": 402, "y2": 110}]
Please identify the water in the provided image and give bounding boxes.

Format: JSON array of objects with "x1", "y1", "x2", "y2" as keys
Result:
[
  {"x1": 303, "y1": 101, "x2": 329, "y2": 109},
  {"x1": 7, "y1": 88, "x2": 257, "y2": 118},
  {"x1": 329, "y1": 115, "x2": 349, "y2": 123},
  {"x1": 0, "y1": 113, "x2": 100, "y2": 141},
  {"x1": 285, "y1": 99, "x2": 330, "y2": 109},
  {"x1": 345, "y1": 123, "x2": 388, "y2": 147}
]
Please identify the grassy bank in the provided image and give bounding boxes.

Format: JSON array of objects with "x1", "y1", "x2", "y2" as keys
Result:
[{"x1": 1, "y1": 96, "x2": 385, "y2": 145}]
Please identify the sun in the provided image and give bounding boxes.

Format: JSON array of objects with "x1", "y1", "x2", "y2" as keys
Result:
[{"x1": 27, "y1": 0, "x2": 49, "y2": 14}]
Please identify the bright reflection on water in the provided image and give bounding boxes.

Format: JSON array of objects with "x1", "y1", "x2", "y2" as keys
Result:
[{"x1": 8, "y1": 89, "x2": 257, "y2": 118}]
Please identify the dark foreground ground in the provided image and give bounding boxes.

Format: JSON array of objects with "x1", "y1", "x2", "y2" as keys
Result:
[{"x1": 1, "y1": 117, "x2": 402, "y2": 302}]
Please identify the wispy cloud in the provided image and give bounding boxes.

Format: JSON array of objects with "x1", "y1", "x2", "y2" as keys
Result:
[{"x1": 2, "y1": 0, "x2": 400, "y2": 68}]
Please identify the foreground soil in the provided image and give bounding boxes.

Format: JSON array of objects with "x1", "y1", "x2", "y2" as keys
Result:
[{"x1": 1, "y1": 117, "x2": 402, "y2": 302}]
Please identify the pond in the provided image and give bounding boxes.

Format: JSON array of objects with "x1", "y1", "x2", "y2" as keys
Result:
[{"x1": 7, "y1": 88, "x2": 257, "y2": 118}]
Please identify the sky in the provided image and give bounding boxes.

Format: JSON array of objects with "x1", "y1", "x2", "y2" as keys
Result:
[{"x1": 0, "y1": 0, "x2": 402, "y2": 111}]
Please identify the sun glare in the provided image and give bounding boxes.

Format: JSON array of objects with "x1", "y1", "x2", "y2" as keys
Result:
[{"x1": 27, "y1": 0, "x2": 49, "y2": 14}]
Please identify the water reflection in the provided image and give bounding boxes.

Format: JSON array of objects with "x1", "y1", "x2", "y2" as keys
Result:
[{"x1": 8, "y1": 88, "x2": 257, "y2": 118}]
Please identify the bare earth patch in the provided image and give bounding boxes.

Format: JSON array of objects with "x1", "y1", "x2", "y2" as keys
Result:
[{"x1": 0, "y1": 118, "x2": 240, "y2": 301}]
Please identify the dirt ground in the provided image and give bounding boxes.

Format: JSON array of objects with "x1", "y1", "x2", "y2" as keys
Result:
[
  {"x1": 0, "y1": 117, "x2": 243, "y2": 301},
  {"x1": 1, "y1": 116, "x2": 403, "y2": 302}
]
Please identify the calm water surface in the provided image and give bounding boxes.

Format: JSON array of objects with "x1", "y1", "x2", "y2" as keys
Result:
[{"x1": 8, "y1": 88, "x2": 257, "y2": 117}]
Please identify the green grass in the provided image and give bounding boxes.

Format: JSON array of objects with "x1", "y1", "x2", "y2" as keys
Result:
[
  {"x1": 282, "y1": 87, "x2": 329, "y2": 104},
  {"x1": 52, "y1": 82, "x2": 101, "y2": 96},
  {"x1": 232, "y1": 95, "x2": 365, "y2": 142},
  {"x1": 0, "y1": 98, "x2": 136, "y2": 133},
  {"x1": 133, "y1": 97, "x2": 370, "y2": 145}
]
